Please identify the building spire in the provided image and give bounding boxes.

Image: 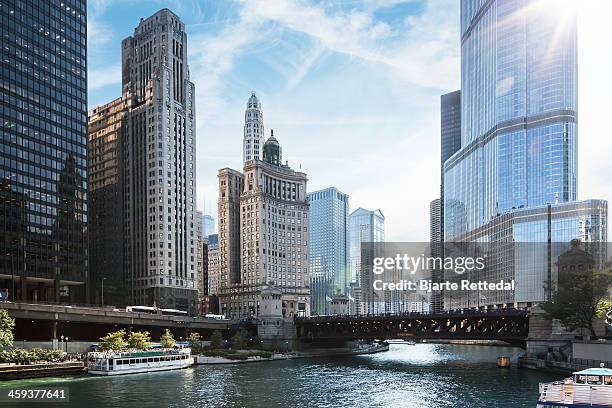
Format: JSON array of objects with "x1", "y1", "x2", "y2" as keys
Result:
[{"x1": 243, "y1": 92, "x2": 264, "y2": 162}]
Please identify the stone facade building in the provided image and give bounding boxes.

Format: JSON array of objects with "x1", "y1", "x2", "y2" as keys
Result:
[{"x1": 218, "y1": 94, "x2": 310, "y2": 319}]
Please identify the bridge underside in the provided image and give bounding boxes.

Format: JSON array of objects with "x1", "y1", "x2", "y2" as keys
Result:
[{"x1": 295, "y1": 313, "x2": 529, "y2": 348}]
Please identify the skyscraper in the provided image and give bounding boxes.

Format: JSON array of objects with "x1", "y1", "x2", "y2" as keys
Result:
[
  {"x1": 88, "y1": 9, "x2": 198, "y2": 313},
  {"x1": 243, "y1": 92, "x2": 264, "y2": 163},
  {"x1": 308, "y1": 187, "x2": 349, "y2": 315},
  {"x1": 88, "y1": 96, "x2": 129, "y2": 306},
  {"x1": 349, "y1": 208, "x2": 384, "y2": 314},
  {"x1": 429, "y1": 198, "x2": 443, "y2": 312},
  {"x1": 430, "y1": 91, "x2": 462, "y2": 312},
  {"x1": 443, "y1": 0, "x2": 607, "y2": 309},
  {"x1": 217, "y1": 94, "x2": 310, "y2": 319},
  {"x1": 203, "y1": 214, "x2": 215, "y2": 236},
  {"x1": 0, "y1": 0, "x2": 88, "y2": 303},
  {"x1": 440, "y1": 90, "x2": 461, "y2": 193},
  {"x1": 207, "y1": 233, "x2": 220, "y2": 297}
]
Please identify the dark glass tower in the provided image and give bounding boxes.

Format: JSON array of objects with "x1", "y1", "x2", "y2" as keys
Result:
[{"x1": 0, "y1": 0, "x2": 88, "y2": 303}]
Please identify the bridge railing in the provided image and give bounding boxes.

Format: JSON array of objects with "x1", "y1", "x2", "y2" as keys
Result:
[{"x1": 295, "y1": 308, "x2": 530, "y2": 322}]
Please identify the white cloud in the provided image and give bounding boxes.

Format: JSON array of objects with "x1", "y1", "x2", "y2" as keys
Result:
[{"x1": 88, "y1": 64, "x2": 122, "y2": 92}]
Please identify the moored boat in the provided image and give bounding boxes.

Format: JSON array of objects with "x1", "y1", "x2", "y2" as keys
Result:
[
  {"x1": 87, "y1": 347, "x2": 193, "y2": 375},
  {"x1": 537, "y1": 367, "x2": 612, "y2": 407}
]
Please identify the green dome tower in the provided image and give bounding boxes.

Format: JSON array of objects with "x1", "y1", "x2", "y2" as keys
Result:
[{"x1": 263, "y1": 129, "x2": 282, "y2": 166}]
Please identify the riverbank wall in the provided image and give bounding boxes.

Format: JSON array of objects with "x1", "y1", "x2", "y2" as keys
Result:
[{"x1": 0, "y1": 362, "x2": 86, "y2": 380}]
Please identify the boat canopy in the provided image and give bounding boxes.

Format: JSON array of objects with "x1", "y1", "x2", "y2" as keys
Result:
[{"x1": 573, "y1": 368, "x2": 612, "y2": 376}]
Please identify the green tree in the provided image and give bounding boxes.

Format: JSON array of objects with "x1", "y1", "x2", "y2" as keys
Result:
[
  {"x1": 596, "y1": 299, "x2": 612, "y2": 319},
  {"x1": 0, "y1": 308, "x2": 15, "y2": 348},
  {"x1": 230, "y1": 329, "x2": 248, "y2": 350},
  {"x1": 209, "y1": 330, "x2": 223, "y2": 349},
  {"x1": 542, "y1": 268, "x2": 612, "y2": 339},
  {"x1": 127, "y1": 331, "x2": 151, "y2": 350},
  {"x1": 99, "y1": 329, "x2": 126, "y2": 351},
  {"x1": 160, "y1": 329, "x2": 176, "y2": 348},
  {"x1": 187, "y1": 332, "x2": 203, "y2": 354}
]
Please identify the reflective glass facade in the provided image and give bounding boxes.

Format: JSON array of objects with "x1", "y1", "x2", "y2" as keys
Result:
[
  {"x1": 446, "y1": 0, "x2": 579, "y2": 240},
  {"x1": 0, "y1": 0, "x2": 88, "y2": 303},
  {"x1": 308, "y1": 187, "x2": 349, "y2": 315},
  {"x1": 443, "y1": 0, "x2": 606, "y2": 308},
  {"x1": 444, "y1": 0, "x2": 577, "y2": 239}
]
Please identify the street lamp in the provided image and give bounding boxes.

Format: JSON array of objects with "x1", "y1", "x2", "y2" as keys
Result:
[{"x1": 101, "y1": 277, "x2": 107, "y2": 307}]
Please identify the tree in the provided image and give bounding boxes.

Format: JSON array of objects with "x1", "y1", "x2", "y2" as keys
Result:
[
  {"x1": 0, "y1": 308, "x2": 15, "y2": 348},
  {"x1": 127, "y1": 331, "x2": 151, "y2": 350},
  {"x1": 187, "y1": 332, "x2": 203, "y2": 354},
  {"x1": 596, "y1": 299, "x2": 612, "y2": 319},
  {"x1": 209, "y1": 330, "x2": 223, "y2": 349},
  {"x1": 160, "y1": 329, "x2": 176, "y2": 348},
  {"x1": 542, "y1": 268, "x2": 612, "y2": 339},
  {"x1": 99, "y1": 329, "x2": 126, "y2": 351},
  {"x1": 230, "y1": 329, "x2": 248, "y2": 350}
]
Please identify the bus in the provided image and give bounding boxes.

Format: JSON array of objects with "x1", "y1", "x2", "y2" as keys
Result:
[
  {"x1": 204, "y1": 314, "x2": 227, "y2": 320},
  {"x1": 125, "y1": 306, "x2": 157, "y2": 314},
  {"x1": 160, "y1": 308, "x2": 188, "y2": 317}
]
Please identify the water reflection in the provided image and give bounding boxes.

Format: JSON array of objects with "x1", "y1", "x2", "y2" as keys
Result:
[{"x1": 1, "y1": 344, "x2": 558, "y2": 408}]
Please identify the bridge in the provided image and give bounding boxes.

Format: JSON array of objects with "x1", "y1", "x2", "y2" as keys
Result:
[
  {"x1": 294, "y1": 309, "x2": 529, "y2": 347},
  {"x1": 1, "y1": 302, "x2": 239, "y2": 341}
]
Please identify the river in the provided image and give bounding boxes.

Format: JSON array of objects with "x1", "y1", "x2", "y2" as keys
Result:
[{"x1": 0, "y1": 343, "x2": 559, "y2": 407}]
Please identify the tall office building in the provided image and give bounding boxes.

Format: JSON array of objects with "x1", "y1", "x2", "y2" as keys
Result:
[
  {"x1": 439, "y1": 90, "x2": 461, "y2": 249},
  {"x1": 88, "y1": 9, "x2": 198, "y2": 313},
  {"x1": 243, "y1": 92, "x2": 264, "y2": 162},
  {"x1": 349, "y1": 208, "x2": 384, "y2": 314},
  {"x1": 308, "y1": 187, "x2": 349, "y2": 315},
  {"x1": 217, "y1": 94, "x2": 310, "y2": 319},
  {"x1": 430, "y1": 91, "x2": 461, "y2": 312},
  {"x1": 0, "y1": 0, "x2": 88, "y2": 303},
  {"x1": 203, "y1": 214, "x2": 215, "y2": 236},
  {"x1": 195, "y1": 210, "x2": 208, "y2": 311},
  {"x1": 207, "y1": 233, "x2": 219, "y2": 296},
  {"x1": 443, "y1": 0, "x2": 607, "y2": 309},
  {"x1": 88, "y1": 96, "x2": 129, "y2": 306}
]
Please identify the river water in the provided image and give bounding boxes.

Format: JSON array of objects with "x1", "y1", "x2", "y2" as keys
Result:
[{"x1": 0, "y1": 343, "x2": 558, "y2": 407}]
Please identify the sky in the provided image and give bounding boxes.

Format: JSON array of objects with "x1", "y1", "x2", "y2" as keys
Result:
[{"x1": 87, "y1": 0, "x2": 612, "y2": 242}]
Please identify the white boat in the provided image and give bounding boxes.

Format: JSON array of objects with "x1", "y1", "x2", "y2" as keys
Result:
[
  {"x1": 87, "y1": 348, "x2": 193, "y2": 375},
  {"x1": 537, "y1": 367, "x2": 612, "y2": 407}
]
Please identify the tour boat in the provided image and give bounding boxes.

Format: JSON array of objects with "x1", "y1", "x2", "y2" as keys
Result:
[
  {"x1": 87, "y1": 347, "x2": 193, "y2": 375},
  {"x1": 537, "y1": 367, "x2": 612, "y2": 407}
]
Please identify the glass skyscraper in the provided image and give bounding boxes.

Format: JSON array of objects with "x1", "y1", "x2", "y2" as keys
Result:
[
  {"x1": 349, "y1": 207, "x2": 384, "y2": 314},
  {"x1": 443, "y1": 0, "x2": 607, "y2": 308},
  {"x1": 0, "y1": 0, "x2": 88, "y2": 303},
  {"x1": 308, "y1": 187, "x2": 349, "y2": 315}
]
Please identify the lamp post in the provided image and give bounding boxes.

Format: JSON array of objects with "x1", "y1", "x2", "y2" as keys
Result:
[{"x1": 101, "y1": 277, "x2": 106, "y2": 307}]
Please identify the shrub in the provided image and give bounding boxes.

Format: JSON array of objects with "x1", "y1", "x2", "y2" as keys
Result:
[
  {"x1": 202, "y1": 349, "x2": 228, "y2": 357},
  {"x1": 225, "y1": 353, "x2": 248, "y2": 360}
]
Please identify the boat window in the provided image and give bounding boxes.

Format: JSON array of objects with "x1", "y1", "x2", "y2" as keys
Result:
[
  {"x1": 587, "y1": 375, "x2": 602, "y2": 385},
  {"x1": 130, "y1": 359, "x2": 135, "y2": 364},
  {"x1": 604, "y1": 376, "x2": 612, "y2": 385},
  {"x1": 154, "y1": 357, "x2": 159, "y2": 362},
  {"x1": 576, "y1": 375, "x2": 587, "y2": 384},
  {"x1": 117, "y1": 360, "x2": 122, "y2": 365}
]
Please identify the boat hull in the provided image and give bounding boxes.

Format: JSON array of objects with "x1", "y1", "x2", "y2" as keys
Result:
[
  {"x1": 88, "y1": 359, "x2": 194, "y2": 376},
  {"x1": 537, "y1": 401, "x2": 612, "y2": 408}
]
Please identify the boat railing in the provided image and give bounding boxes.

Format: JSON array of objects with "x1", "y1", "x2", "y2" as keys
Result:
[{"x1": 88, "y1": 348, "x2": 191, "y2": 359}]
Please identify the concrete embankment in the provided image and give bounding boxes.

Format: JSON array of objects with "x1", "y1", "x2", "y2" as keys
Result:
[{"x1": 0, "y1": 362, "x2": 86, "y2": 380}]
